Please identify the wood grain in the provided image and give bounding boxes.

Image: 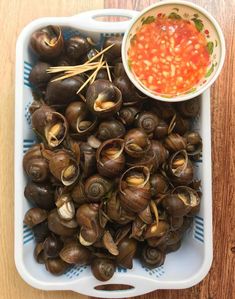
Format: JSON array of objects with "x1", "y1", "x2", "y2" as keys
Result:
[{"x1": 0, "y1": 0, "x2": 234, "y2": 299}]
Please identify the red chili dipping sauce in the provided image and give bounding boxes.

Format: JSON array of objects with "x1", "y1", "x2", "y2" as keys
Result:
[{"x1": 128, "y1": 17, "x2": 210, "y2": 97}]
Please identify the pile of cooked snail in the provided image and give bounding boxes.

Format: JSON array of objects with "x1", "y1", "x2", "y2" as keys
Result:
[{"x1": 23, "y1": 25, "x2": 202, "y2": 281}]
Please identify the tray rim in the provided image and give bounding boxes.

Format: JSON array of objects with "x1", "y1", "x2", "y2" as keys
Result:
[{"x1": 14, "y1": 11, "x2": 213, "y2": 298}]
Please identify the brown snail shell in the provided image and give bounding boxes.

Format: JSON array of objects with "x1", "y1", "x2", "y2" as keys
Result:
[
  {"x1": 98, "y1": 206, "x2": 109, "y2": 229},
  {"x1": 156, "y1": 230, "x2": 182, "y2": 253},
  {"x1": 24, "y1": 181, "x2": 55, "y2": 210},
  {"x1": 118, "y1": 106, "x2": 140, "y2": 126},
  {"x1": 84, "y1": 174, "x2": 112, "y2": 203},
  {"x1": 103, "y1": 36, "x2": 122, "y2": 61},
  {"x1": 43, "y1": 234, "x2": 63, "y2": 258},
  {"x1": 138, "y1": 205, "x2": 153, "y2": 224},
  {"x1": 162, "y1": 194, "x2": 189, "y2": 217},
  {"x1": 124, "y1": 128, "x2": 151, "y2": 158},
  {"x1": 45, "y1": 257, "x2": 70, "y2": 275},
  {"x1": 176, "y1": 96, "x2": 200, "y2": 118},
  {"x1": 80, "y1": 48, "x2": 99, "y2": 63},
  {"x1": 117, "y1": 237, "x2": 137, "y2": 269},
  {"x1": 65, "y1": 35, "x2": 90, "y2": 62},
  {"x1": 79, "y1": 142, "x2": 97, "y2": 178},
  {"x1": 126, "y1": 148, "x2": 156, "y2": 171},
  {"x1": 96, "y1": 138, "x2": 125, "y2": 177},
  {"x1": 66, "y1": 138, "x2": 80, "y2": 163},
  {"x1": 76, "y1": 204, "x2": 103, "y2": 246},
  {"x1": 114, "y1": 62, "x2": 126, "y2": 78},
  {"x1": 30, "y1": 26, "x2": 64, "y2": 59},
  {"x1": 106, "y1": 191, "x2": 135, "y2": 225},
  {"x1": 91, "y1": 258, "x2": 116, "y2": 281},
  {"x1": 34, "y1": 242, "x2": 45, "y2": 264},
  {"x1": 32, "y1": 220, "x2": 49, "y2": 243},
  {"x1": 45, "y1": 75, "x2": 85, "y2": 108},
  {"x1": 96, "y1": 69, "x2": 109, "y2": 80},
  {"x1": 71, "y1": 181, "x2": 86, "y2": 205},
  {"x1": 177, "y1": 216, "x2": 193, "y2": 235},
  {"x1": 29, "y1": 62, "x2": 52, "y2": 92},
  {"x1": 23, "y1": 144, "x2": 49, "y2": 183},
  {"x1": 114, "y1": 225, "x2": 132, "y2": 245},
  {"x1": 48, "y1": 209, "x2": 77, "y2": 237},
  {"x1": 65, "y1": 101, "x2": 98, "y2": 137},
  {"x1": 97, "y1": 119, "x2": 126, "y2": 141},
  {"x1": 55, "y1": 53, "x2": 77, "y2": 66},
  {"x1": 59, "y1": 241, "x2": 91, "y2": 264},
  {"x1": 173, "y1": 114, "x2": 190, "y2": 135},
  {"x1": 150, "y1": 173, "x2": 169, "y2": 197},
  {"x1": 135, "y1": 111, "x2": 159, "y2": 136},
  {"x1": 184, "y1": 131, "x2": 202, "y2": 156},
  {"x1": 167, "y1": 150, "x2": 194, "y2": 185},
  {"x1": 87, "y1": 134, "x2": 107, "y2": 149},
  {"x1": 168, "y1": 216, "x2": 184, "y2": 231},
  {"x1": 31, "y1": 105, "x2": 68, "y2": 148},
  {"x1": 56, "y1": 194, "x2": 75, "y2": 221},
  {"x1": 119, "y1": 166, "x2": 151, "y2": 213},
  {"x1": 154, "y1": 119, "x2": 169, "y2": 140},
  {"x1": 164, "y1": 133, "x2": 187, "y2": 152},
  {"x1": 164, "y1": 240, "x2": 182, "y2": 253},
  {"x1": 23, "y1": 207, "x2": 47, "y2": 228},
  {"x1": 86, "y1": 80, "x2": 122, "y2": 118},
  {"x1": 153, "y1": 101, "x2": 176, "y2": 120},
  {"x1": 144, "y1": 220, "x2": 170, "y2": 239},
  {"x1": 102, "y1": 230, "x2": 119, "y2": 256},
  {"x1": 130, "y1": 217, "x2": 146, "y2": 240},
  {"x1": 161, "y1": 185, "x2": 199, "y2": 217},
  {"x1": 172, "y1": 186, "x2": 200, "y2": 209},
  {"x1": 45, "y1": 149, "x2": 79, "y2": 186},
  {"x1": 150, "y1": 140, "x2": 169, "y2": 168},
  {"x1": 29, "y1": 100, "x2": 42, "y2": 115},
  {"x1": 113, "y1": 75, "x2": 137, "y2": 105},
  {"x1": 141, "y1": 245, "x2": 165, "y2": 269}
]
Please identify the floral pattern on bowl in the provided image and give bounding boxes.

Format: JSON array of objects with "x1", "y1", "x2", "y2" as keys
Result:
[{"x1": 123, "y1": 1, "x2": 225, "y2": 101}]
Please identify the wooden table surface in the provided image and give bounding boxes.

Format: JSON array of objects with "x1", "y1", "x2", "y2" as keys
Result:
[{"x1": 0, "y1": 0, "x2": 234, "y2": 298}]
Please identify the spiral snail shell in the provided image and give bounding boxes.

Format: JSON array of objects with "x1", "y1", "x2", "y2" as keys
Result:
[{"x1": 84, "y1": 174, "x2": 112, "y2": 203}]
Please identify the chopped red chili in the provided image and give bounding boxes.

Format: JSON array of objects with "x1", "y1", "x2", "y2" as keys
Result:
[{"x1": 128, "y1": 17, "x2": 210, "y2": 97}]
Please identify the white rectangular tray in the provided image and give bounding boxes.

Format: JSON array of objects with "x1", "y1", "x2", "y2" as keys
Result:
[{"x1": 14, "y1": 9, "x2": 213, "y2": 298}]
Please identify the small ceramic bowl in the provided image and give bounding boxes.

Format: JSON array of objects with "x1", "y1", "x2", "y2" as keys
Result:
[{"x1": 122, "y1": 0, "x2": 226, "y2": 102}]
